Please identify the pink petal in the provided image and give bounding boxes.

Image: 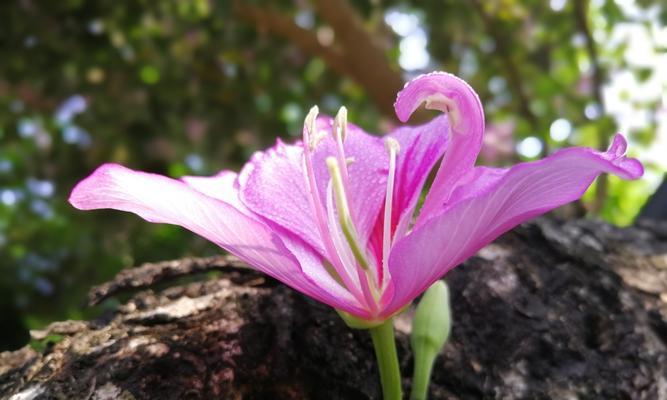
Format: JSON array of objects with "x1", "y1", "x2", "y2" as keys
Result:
[
  {"x1": 388, "y1": 115, "x2": 449, "y2": 238},
  {"x1": 383, "y1": 135, "x2": 643, "y2": 316},
  {"x1": 277, "y1": 229, "x2": 370, "y2": 317},
  {"x1": 238, "y1": 140, "x2": 324, "y2": 251},
  {"x1": 181, "y1": 170, "x2": 250, "y2": 215},
  {"x1": 239, "y1": 118, "x2": 387, "y2": 255},
  {"x1": 394, "y1": 72, "x2": 485, "y2": 227},
  {"x1": 311, "y1": 117, "x2": 388, "y2": 246},
  {"x1": 69, "y1": 163, "x2": 363, "y2": 314}
]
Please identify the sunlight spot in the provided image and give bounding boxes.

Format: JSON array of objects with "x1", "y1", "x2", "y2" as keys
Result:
[
  {"x1": 549, "y1": 0, "x2": 566, "y2": 12},
  {"x1": 385, "y1": 10, "x2": 419, "y2": 37},
  {"x1": 549, "y1": 118, "x2": 572, "y2": 141},
  {"x1": 517, "y1": 137, "x2": 543, "y2": 158}
]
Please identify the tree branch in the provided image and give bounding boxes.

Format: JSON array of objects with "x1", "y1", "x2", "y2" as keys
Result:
[
  {"x1": 234, "y1": 1, "x2": 430, "y2": 122},
  {"x1": 233, "y1": 2, "x2": 351, "y2": 79},
  {"x1": 312, "y1": 0, "x2": 405, "y2": 118}
]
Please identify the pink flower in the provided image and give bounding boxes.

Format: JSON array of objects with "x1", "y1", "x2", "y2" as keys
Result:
[{"x1": 70, "y1": 72, "x2": 643, "y2": 322}]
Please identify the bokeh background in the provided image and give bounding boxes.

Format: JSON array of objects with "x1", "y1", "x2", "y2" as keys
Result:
[{"x1": 1, "y1": 0, "x2": 665, "y2": 350}]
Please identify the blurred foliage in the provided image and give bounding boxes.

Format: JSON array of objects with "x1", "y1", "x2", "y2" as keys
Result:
[{"x1": 0, "y1": 0, "x2": 664, "y2": 349}]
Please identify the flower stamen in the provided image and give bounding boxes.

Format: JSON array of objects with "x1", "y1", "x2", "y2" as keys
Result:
[
  {"x1": 327, "y1": 156, "x2": 381, "y2": 312},
  {"x1": 302, "y1": 107, "x2": 365, "y2": 303},
  {"x1": 381, "y1": 137, "x2": 400, "y2": 288},
  {"x1": 332, "y1": 106, "x2": 350, "y2": 183},
  {"x1": 326, "y1": 157, "x2": 370, "y2": 271}
]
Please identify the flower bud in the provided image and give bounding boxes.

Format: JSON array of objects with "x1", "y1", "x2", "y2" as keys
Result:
[{"x1": 410, "y1": 280, "x2": 451, "y2": 400}]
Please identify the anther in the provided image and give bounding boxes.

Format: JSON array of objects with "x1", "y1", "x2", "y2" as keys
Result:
[
  {"x1": 304, "y1": 106, "x2": 320, "y2": 149},
  {"x1": 334, "y1": 106, "x2": 348, "y2": 142},
  {"x1": 332, "y1": 106, "x2": 350, "y2": 182},
  {"x1": 385, "y1": 137, "x2": 401, "y2": 154}
]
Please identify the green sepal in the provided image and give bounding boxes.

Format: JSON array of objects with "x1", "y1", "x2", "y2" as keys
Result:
[
  {"x1": 336, "y1": 304, "x2": 411, "y2": 330},
  {"x1": 336, "y1": 309, "x2": 384, "y2": 329}
]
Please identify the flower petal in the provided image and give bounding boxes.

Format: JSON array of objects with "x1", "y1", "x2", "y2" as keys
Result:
[
  {"x1": 394, "y1": 71, "x2": 485, "y2": 227},
  {"x1": 181, "y1": 170, "x2": 250, "y2": 215},
  {"x1": 183, "y1": 169, "x2": 370, "y2": 315},
  {"x1": 69, "y1": 163, "x2": 362, "y2": 313},
  {"x1": 239, "y1": 118, "x2": 387, "y2": 255},
  {"x1": 311, "y1": 117, "x2": 388, "y2": 246},
  {"x1": 388, "y1": 114, "x2": 449, "y2": 238},
  {"x1": 238, "y1": 139, "x2": 326, "y2": 254},
  {"x1": 384, "y1": 135, "x2": 643, "y2": 316}
]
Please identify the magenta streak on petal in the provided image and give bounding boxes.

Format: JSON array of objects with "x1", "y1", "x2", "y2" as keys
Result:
[
  {"x1": 387, "y1": 115, "x2": 449, "y2": 240},
  {"x1": 383, "y1": 134, "x2": 643, "y2": 317},
  {"x1": 394, "y1": 72, "x2": 485, "y2": 228},
  {"x1": 68, "y1": 163, "x2": 365, "y2": 315}
]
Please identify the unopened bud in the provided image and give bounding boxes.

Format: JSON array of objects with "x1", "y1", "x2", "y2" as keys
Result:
[{"x1": 410, "y1": 280, "x2": 451, "y2": 400}]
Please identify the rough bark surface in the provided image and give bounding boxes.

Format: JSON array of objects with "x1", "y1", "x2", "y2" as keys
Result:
[{"x1": 2, "y1": 217, "x2": 667, "y2": 399}]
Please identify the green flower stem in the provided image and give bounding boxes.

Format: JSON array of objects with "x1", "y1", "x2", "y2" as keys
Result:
[
  {"x1": 410, "y1": 350, "x2": 435, "y2": 400},
  {"x1": 369, "y1": 318, "x2": 402, "y2": 400}
]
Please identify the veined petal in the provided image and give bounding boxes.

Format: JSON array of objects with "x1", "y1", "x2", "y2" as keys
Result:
[
  {"x1": 239, "y1": 117, "x2": 387, "y2": 255},
  {"x1": 238, "y1": 139, "x2": 325, "y2": 253},
  {"x1": 310, "y1": 116, "x2": 387, "y2": 246},
  {"x1": 394, "y1": 72, "x2": 485, "y2": 227},
  {"x1": 277, "y1": 229, "x2": 369, "y2": 317},
  {"x1": 69, "y1": 163, "x2": 361, "y2": 314},
  {"x1": 384, "y1": 134, "x2": 643, "y2": 316},
  {"x1": 181, "y1": 170, "x2": 251, "y2": 215},
  {"x1": 185, "y1": 169, "x2": 369, "y2": 315}
]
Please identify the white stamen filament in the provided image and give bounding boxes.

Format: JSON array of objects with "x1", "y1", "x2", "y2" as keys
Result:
[
  {"x1": 326, "y1": 157, "x2": 370, "y2": 271},
  {"x1": 326, "y1": 182, "x2": 359, "y2": 283},
  {"x1": 382, "y1": 138, "x2": 400, "y2": 288},
  {"x1": 302, "y1": 106, "x2": 366, "y2": 304},
  {"x1": 326, "y1": 180, "x2": 380, "y2": 313}
]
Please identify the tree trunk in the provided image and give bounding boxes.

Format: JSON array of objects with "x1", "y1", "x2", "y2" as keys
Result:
[{"x1": 1, "y1": 217, "x2": 667, "y2": 399}]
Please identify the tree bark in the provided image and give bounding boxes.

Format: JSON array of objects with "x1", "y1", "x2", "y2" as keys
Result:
[{"x1": 2, "y1": 217, "x2": 667, "y2": 399}]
